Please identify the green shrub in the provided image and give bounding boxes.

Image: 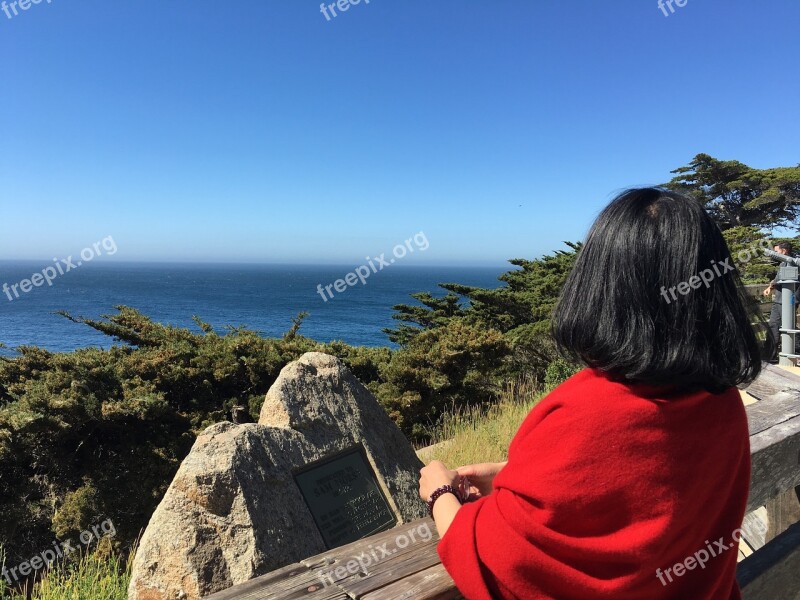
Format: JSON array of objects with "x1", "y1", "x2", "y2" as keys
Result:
[
  {"x1": 543, "y1": 357, "x2": 581, "y2": 389},
  {"x1": 376, "y1": 318, "x2": 510, "y2": 440}
]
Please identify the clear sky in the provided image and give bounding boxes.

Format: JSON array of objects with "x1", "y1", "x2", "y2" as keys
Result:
[{"x1": 1, "y1": 0, "x2": 798, "y2": 266}]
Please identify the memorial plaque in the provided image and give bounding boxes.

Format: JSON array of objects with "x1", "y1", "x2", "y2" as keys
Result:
[{"x1": 293, "y1": 445, "x2": 398, "y2": 549}]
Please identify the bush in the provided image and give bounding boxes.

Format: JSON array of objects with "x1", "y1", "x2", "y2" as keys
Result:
[
  {"x1": 375, "y1": 318, "x2": 510, "y2": 440},
  {"x1": 0, "y1": 308, "x2": 322, "y2": 577},
  {"x1": 543, "y1": 357, "x2": 581, "y2": 389}
]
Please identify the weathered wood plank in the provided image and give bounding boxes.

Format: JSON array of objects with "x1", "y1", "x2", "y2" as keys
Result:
[
  {"x1": 751, "y1": 362, "x2": 800, "y2": 385},
  {"x1": 300, "y1": 519, "x2": 441, "y2": 598},
  {"x1": 746, "y1": 389, "x2": 800, "y2": 435},
  {"x1": 360, "y1": 564, "x2": 462, "y2": 600},
  {"x1": 737, "y1": 522, "x2": 800, "y2": 600},
  {"x1": 340, "y1": 538, "x2": 441, "y2": 598},
  {"x1": 203, "y1": 562, "x2": 348, "y2": 600},
  {"x1": 305, "y1": 518, "x2": 433, "y2": 562},
  {"x1": 765, "y1": 487, "x2": 800, "y2": 543},
  {"x1": 740, "y1": 508, "x2": 769, "y2": 552},
  {"x1": 300, "y1": 520, "x2": 434, "y2": 573},
  {"x1": 741, "y1": 364, "x2": 800, "y2": 414},
  {"x1": 747, "y1": 414, "x2": 800, "y2": 513}
]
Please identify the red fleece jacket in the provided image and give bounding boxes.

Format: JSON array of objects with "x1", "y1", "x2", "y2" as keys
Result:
[{"x1": 438, "y1": 368, "x2": 750, "y2": 599}]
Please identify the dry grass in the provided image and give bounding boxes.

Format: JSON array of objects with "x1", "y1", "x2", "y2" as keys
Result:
[
  {"x1": 0, "y1": 541, "x2": 132, "y2": 600},
  {"x1": 421, "y1": 379, "x2": 544, "y2": 467}
]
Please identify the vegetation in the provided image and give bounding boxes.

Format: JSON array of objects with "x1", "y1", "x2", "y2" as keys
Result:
[
  {"x1": 422, "y1": 382, "x2": 543, "y2": 468},
  {"x1": 0, "y1": 541, "x2": 131, "y2": 600},
  {"x1": 0, "y1": 154, "x2": 797, "y2": 594},
  {"x1": 0, "y1": 243, "x2": 580, "y2": 587},
  {"x1": 666, "y1": 153, "x2": 800, "y2": 231},
  {"x1": 379, "y1": 245, "x2": 583, "y2": 426}
]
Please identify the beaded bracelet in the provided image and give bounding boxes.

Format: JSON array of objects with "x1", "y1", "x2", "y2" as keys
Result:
[{"x1": 426, "y1": 484, "x2": 461, "y2": 516}]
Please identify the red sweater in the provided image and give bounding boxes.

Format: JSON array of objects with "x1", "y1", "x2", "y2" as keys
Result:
[{"x1": 438, "y1": 368, "x2": 750, "y2": 599}]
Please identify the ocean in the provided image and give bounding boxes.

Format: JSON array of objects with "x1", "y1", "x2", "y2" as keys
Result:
[{"x1": 0, "y1": 261, "x2": 507, "y2": 355}]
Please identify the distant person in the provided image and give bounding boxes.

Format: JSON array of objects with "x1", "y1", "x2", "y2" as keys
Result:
[
  {"x1": 420, "y1": 188, "x2": 763, "y2": 599},
  {"x1": 763, "y1": 241, "x2": 797, "y2": 362}
]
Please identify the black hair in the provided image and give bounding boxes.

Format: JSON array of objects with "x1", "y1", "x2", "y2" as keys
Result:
[
  {"x1": 552, "y1": 187, "x2": 762, "y2": 393},
  {"x1": 775, "y1": 241, "x2": 793, "y2": 254}
]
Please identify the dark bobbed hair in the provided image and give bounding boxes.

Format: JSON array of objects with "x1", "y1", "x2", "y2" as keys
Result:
[
  {"x1": 775, "y1": 241, "x2": 793, "y2": 254},
  {"x1": 552, "y1": 187, "x2": 762, "y2": 393}
]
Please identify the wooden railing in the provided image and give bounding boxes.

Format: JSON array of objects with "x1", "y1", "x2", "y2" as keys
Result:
[
  {"x1": 206, "y1": 364, "x2": 800, "y2": 599},
  {"x1": 735, "y1": 365, "x2": 800, "y2": 598}
]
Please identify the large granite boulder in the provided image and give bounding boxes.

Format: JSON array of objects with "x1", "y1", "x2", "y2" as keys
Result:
[{"x1": 128, "y1": 352, "x2": 426, "y2": 600}]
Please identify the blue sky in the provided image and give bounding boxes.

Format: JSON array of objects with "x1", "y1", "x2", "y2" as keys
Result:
[{"x1": 1, "y1": 0, "x2": 798, "y2": 266}]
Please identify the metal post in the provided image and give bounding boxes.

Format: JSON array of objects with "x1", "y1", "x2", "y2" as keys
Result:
[{"x1": 777, "y1": 265, "x2": 799, "y2": 366}]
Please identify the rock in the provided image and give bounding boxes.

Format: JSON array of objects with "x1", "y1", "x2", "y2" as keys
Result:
[{"x1": 128, "y1": 352, "x2": 426, "y2": 600}]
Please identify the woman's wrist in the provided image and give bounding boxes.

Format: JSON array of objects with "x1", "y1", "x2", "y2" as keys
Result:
[
  {"x1": 431, "y1": 491, "x2": 462, "y2": 538},
  {"x1": 427, "y1": 484, "x2": 462, "y2": 515}
]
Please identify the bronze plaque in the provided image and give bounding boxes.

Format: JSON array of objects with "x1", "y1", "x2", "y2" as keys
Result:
[{"x1": 293, "y1": 446, "x2": 398, "y2": 549}]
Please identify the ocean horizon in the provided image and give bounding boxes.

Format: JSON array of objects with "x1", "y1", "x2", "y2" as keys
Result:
[{"x1": 0, "y1": 261, "x2": 509, "y2": 355}]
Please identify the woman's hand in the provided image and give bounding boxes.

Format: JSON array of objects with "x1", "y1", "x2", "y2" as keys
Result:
[
  {"x1": 419, "y1": 460, "x2": 460, "y2": 500},
  {"x1": 763, "y1": 284, "x2": 774, "y2": 297},
  {"x1": 419, "y1": 461, "x2": 463, "y2": 538},
  {"x1": 456, "y1": 461, "x2": 508, "y2": 500}
]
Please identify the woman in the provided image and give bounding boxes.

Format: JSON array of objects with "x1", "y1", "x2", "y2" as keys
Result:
[{"x1": 419, "y1": 188, "x2": 762, "y2": 599}]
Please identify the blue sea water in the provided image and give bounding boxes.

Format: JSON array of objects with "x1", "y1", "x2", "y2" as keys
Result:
[{"x1": 0, "y1": 261, "x2": 507, "y2": 354}]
